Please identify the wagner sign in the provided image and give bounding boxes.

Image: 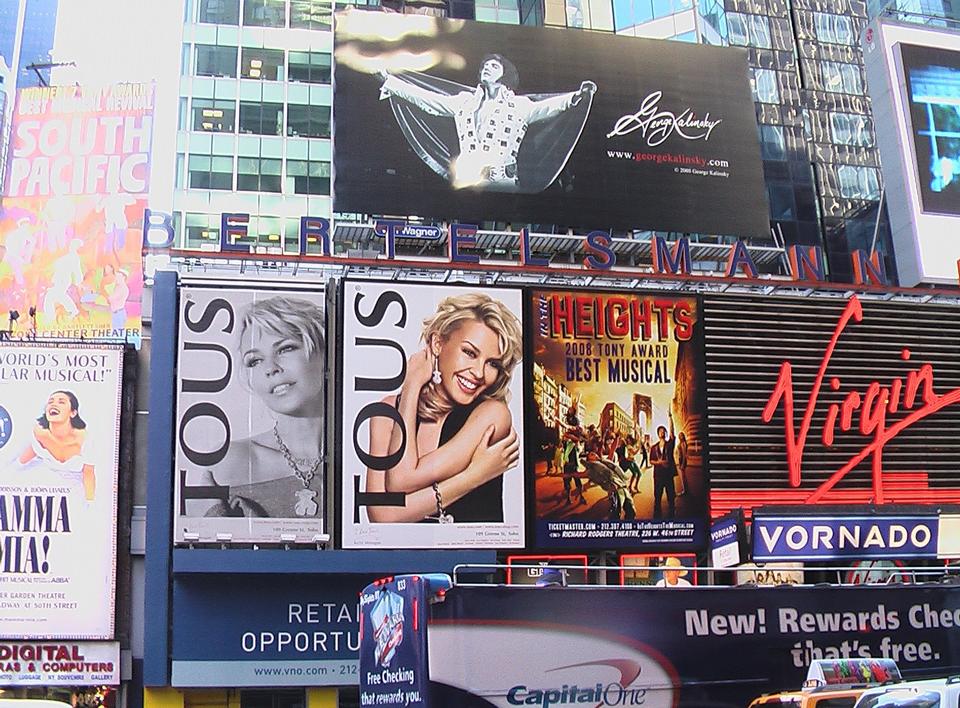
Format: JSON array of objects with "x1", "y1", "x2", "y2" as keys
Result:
[
  {"x1": 333, "y1": 10, "x2": 768, "y2": 235},
  {"x1": 704, "y1": 294, "x2": 960, "y2": 518}
]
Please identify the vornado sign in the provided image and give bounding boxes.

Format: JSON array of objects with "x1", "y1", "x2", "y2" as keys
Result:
[{"x1": 752, "y1": 515, "x2": 938, "y2": 561}]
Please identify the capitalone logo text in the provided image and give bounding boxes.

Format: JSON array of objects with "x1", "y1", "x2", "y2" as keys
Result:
[
  {"x1": 507, "y1": 660, "x2": 648, "y2": 707},
  {"x1": 607, "y1": 91, "x2": 722, "y2": 146}
]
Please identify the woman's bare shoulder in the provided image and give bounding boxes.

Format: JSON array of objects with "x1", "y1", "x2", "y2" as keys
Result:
[{"x1": 469, "y1": 398, "x2": 512, "y2": 427}]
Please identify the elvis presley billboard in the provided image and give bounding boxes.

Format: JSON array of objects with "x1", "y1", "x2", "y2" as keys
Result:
[{"x1": 332, "y1": 10, "x2": 769, "y2": 236}]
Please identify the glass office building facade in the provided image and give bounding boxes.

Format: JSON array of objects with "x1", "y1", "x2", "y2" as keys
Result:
[
  {"x1": 495, "y1": 0, "x2": 898, "y2": 281},
  {"x1": 172, "y1": 0, "x2": 898, "y2": 280},
  {"x1": 173, "y1": 0, "x2": 352, "y2": 252}
]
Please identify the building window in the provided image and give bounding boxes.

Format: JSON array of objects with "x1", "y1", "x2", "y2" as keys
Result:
[
  {"x1": 287, "y1": 104, "x2": 330, "y2": 138},
  {"x1": 185, "y1": 213, "x2": 222, "y2": 249},
  {"x1": 288, "y1": 51, "x2": 331, "y2": 83},
  {"x1": 241, "y1": 48, "x2": 285, "y2": 80},
  {"x1": 727, "y1": 12, "x2": 771, "y2": 48},
  {"x1": 291, "y1": 0, "x2": 332, "y2": 29},
  {"x1": 192, "y1": 98, "x2": 236, "y2": 132},
  {"x1": 175, "y1": 152, "x2": 186, "y2": 189},
  {"x1": 821, "y1": 61, "x2": 862, "y2": 94},
  {"x1": 476, "y1": 0, "x2": 520, "y2": 23},
  {"x1": 196, "y1": 45, "x2": 237, "y2": 78},
  {"x1": 244, "y1": 0, "x2": 286, "y2": 26},
  {"x1": 287, "y1": 159, "x2": 331, "y2": 195},
  {"x1": 752, "y1": 68, "x2": 779, "y2": 103},
  {"x1": 813, "y1": 12, "x2": 853, "y2": 45},
  {"x1": 178, "y1": 98, "x2": 189, "y2": 130},
  {"x1": 199, "y1": 0, "x2": 240, "y2": 23},
  {"x1": 613, "y1": 0, "x2": 654, "y2": 30},
  {"x1": 241, "y1": 690, "x2": 304, "y2": 708},
  {"x1": 760, "y1": 124, "x2": 786, "y2": 160},
  {"x1": 238, "y1": 157, "x2": 282, "y2": 191},
  {"x1": 837, "y1": 165, "x2": 880, "y2": 199},
  {"x1": 239, "y1": 101, "x2": 284, "y2": 135},
  {"x1": 830, "y1": 112, "x2": 873, "y2": 146},
  {"x1": 188, "y1": 155, "x2": 234, "y2": 190}
]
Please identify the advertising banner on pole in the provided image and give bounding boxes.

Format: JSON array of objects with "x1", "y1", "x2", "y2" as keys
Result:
[
  {"x1": 171, "y1": 576, "x2": 362, "y2": 687},
  {"x1": 174, "y1": 286, "x2": 327, "y2": 544},
  {"x1": 339, "y1": 280, "x2": 525, "y2": 549},
  {"x1": 527, "y1": 290, "x2": 707, "y2": 550},
  {"x1": 0, "y1": 82, "x2": 155, "y2": 344},
  {"x1": 0, "y1": 641, "x2": 120, "y2": 685},
  {"x1": 428, "y1": 584, "x2": 960, "y2": 707},
  {"x1": 359, "y1": 576, "x2": 430, "y2": 708},
  {"x1": 864, "y1": 21, "x2": 960, "y2": 285},
  {"x1": 0, "y1": 343, "x2": 123, "y2": 639},
  {"x1": 333, "y1": 10, "x2": 769, "y2": 235}
]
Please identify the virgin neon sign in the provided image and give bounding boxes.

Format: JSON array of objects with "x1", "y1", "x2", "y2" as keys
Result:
[{"x1": 761, "y1": 295, "x2": 960, "y2": 504}]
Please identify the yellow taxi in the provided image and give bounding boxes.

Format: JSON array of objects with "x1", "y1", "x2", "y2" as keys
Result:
[{"x1": 749, "y1": 659, "x2": 901, "y2": 708}]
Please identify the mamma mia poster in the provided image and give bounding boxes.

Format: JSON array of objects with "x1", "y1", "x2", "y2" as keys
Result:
[
  {"x1": 0, "y1": 342, "x2": 123, "y2": 639},
  {"x1": 527, "y1": 290, "x2": 708, "y2": 550},
  {"x1": 333, "y1": 10, "x2": 768, "y2": 235},
  {"x1": 174, "y1": 286, "x2": 327, "y2": 544},
  {"x1": 339, "y1": 280, "x2": 525, "y2": 549}
]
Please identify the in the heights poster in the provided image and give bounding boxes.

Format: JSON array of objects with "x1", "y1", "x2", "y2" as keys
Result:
[{"x1": 527, "y1": 290, "x2": 708, "y2": 550}]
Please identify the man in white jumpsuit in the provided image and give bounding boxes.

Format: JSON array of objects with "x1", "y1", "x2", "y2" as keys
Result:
[{"x1": 379, "y1": 55, "x2": 595, "y2": 190}]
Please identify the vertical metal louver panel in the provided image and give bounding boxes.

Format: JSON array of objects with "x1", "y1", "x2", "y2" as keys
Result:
[{"x1": 702, "y1": 294, "x2": 960, "y2": 518}]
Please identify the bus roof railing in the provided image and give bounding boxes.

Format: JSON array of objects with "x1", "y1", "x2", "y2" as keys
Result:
[{"x1": 448, "y1": 563, "x2": 960, "y2": 588}]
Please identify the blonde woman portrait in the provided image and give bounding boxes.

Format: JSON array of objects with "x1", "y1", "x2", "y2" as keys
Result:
[
  {"x1": 364, "y1": 292, "x2": 522, "y2": 524},
  {"x1": 202, "y1": 296, "x2": 325, "y2": 519}
]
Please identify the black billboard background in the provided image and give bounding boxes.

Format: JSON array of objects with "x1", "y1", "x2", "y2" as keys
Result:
[
  {"x1": 333, "y1": 11, "x2": 770, "y2": 236},
  {"x1": 429, "y1": 584, "x2": 960, "y2": 707},
  {"x1": 703, "y1": 294, "x2": 960, "y2": 519}
]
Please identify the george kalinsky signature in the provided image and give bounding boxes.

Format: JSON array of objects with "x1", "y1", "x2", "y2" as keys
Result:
[
  {"x1": 761, "y1": 295, "x2": 960, "y2": 505},
  {"x1": 606, "y1": 91, "x2": 723, "y2": 146}
]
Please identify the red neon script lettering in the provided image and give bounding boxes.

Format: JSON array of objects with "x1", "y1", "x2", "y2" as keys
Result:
[{"x1": 761, "y1": 295, "x2": 960, "y2": 504}]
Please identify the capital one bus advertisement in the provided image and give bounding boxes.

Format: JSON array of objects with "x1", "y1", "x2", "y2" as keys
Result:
[
  {"x1": 0, "y1": 342, "x2": 122, "y2": 639},
  {"x1": 527, "y1": 290, "x2": 707, "y2": 549},
  {"x1": 0, "y1": 82, "x2": 155, "y2": 343},
  {"x1": 417, "y1": 583, "x2": 960, "y2": 708}
]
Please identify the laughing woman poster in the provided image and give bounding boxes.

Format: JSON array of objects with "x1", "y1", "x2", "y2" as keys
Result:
[{"x1": 340, "y1": 281, "x2": 526, "y2": 549}]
